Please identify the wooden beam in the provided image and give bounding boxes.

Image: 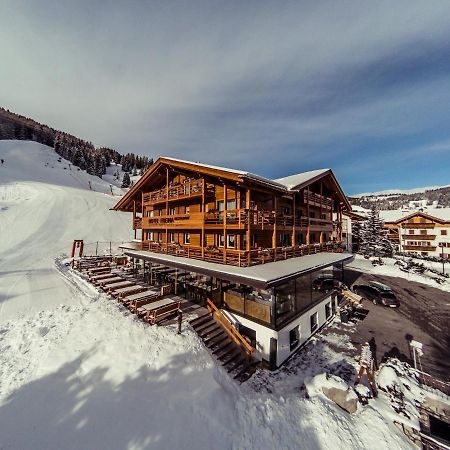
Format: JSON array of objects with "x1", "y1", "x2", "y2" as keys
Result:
[
  {"x1": 272, "y1": 196, "x2": 277, "y2": 252},
  {"x1": 223, "y1": 183, "x2": 227, "y2": 263},
  {"x1": 165, "y1": 167, "x2": 169, "y2": 252},
  {"x1": 306, "y1": 187, "x2": 310, "y2": 245},
  {"x1": 292, "y1": 194, "x2": 296, "y2": 247},
  {"x1": 201, "y1": 178, "x2": 205, "y2": 259},
  {"x1": 246, "y1": 188, "x2": 251, "y2": 265}
]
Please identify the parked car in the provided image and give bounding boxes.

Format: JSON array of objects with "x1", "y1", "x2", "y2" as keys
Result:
[
  {"x1": 352, "y1": 281, "x2": 399, "y2": 307},
  {"x1": 312, "y1": 274, "x2": 344, "y2": 292}
]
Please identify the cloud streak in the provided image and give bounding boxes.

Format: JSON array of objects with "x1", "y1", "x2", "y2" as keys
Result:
[{"x1": 1, "y1": 0, "x2": 450, "y2": 194}]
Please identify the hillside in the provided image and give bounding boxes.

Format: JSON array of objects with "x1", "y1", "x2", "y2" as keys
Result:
[
  {"x1": 0, "y1": 107, "x2": 153, "y2": 182},
  {"x1": 349, "y1": 185, "x2": 450, "y2": 211},
  {"x1": 0, "y1": 140, "x2": 131, "y2": 320}
]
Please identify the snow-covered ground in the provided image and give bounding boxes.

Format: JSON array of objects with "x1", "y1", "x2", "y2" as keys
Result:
[
  {"x1": 348, "y1": 255, "x2": 450, "y2": 291},
  {"x1": 0, "y1": 141, "x2": 439, "y2": 449}
]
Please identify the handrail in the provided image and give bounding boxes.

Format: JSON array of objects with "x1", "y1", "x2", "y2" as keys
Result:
[{"x1": 206, "y1": 299, "x2": 254, "y2": 357}]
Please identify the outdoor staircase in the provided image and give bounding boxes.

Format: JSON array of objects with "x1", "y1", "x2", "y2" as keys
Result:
[{"x1": 190, "y1": 301, "x2": 259, "y2": 383}]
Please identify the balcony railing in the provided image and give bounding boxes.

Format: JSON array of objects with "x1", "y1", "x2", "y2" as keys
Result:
[
  {"x1": 142, "y1": 180, "x2": 214, "y2": 205},
  {"x1": 140, "y1": 241, "x2": 343, "y2": 267},
  {"x1": 303, "y1": 191, "x2": 333, "y2": 210},
  {"x1": 403, "y1": 245, "x2": 436, "y2": 251},
  {"x1": 141, "y1": 209, "x2": 333, "y2": 230},
  {"x1": 401, "y1": 222, "x2": 435, "y2": 229},
  {"x1": 133, "y1": 218, "x2": 142, "y2": 229},
  {"x1": 402, "y1": 234, "x2": 436, "y2": 241}
]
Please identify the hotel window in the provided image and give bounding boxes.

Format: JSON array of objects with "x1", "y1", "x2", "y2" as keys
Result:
[
  {"x1": 289, "y1": 326, "x2": 300, "y2": 351},
  {"x1": 169, "y1": 232, "x2": 175, "y2": 243},
  {"x1": 147, "y1": 231, "x2": 153, "y2": 241},
  {"x1": 185, "y1": 206, "x2": 190, "y2": 214},
  {"x1": 226, "y1": 199, "x2": 236, "y2": 211},
  {"x1": 310, "y1": 312, "x2": 318, "y2": 333},
  {"x1": 420, "y1": 229, "x2": 427, "y2": 235},
  {"x1": 169, "y1": 207, "x2": 176, "y2": 215},
  {"x1": 325, "y1": 302, "x2": 332, "y2": 320},
  {"x1": 219, "y1": 234, "x2": 225, "y2": 247},
  {"x1": 442, "y1": 230, "x2": 448, "y2": 235},
  {"x1": 227, "y1": 234, "x2": 236, "y2": 248},
  {"x1": 217, "y1": 200, "x2": 224, "y2": 211},
  {"x1": 282, "y1": 206, "x2": 290, "y2": 215},
  {"x1": 184, "y1": 233, "x2": 190, "y2": 245},
  {"x1": 409, "y1": 230, "x2": 414, "y2": 235}
]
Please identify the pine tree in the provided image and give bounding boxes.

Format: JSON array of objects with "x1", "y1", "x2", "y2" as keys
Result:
[
  {"x1": 121, "y1": 172, "x2": 131, "y2": 188},
  {"x1": 358, "y1": 207, "x2": 394, "y2": 258}
]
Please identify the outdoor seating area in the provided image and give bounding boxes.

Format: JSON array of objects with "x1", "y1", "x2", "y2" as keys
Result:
[{"x1": 76, "y1": 256, "x2": 182, "y2": 326}]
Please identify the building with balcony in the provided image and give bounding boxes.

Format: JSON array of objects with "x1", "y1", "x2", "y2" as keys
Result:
[
  {"x1": 383, "y1": 210, "x2": 450, "y2": 258},
  {"x1": 113, "y1": 157, "x2": 354, "y2": 367}
]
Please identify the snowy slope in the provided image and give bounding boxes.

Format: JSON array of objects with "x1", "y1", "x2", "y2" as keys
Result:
[
  {"x1": 353, "y1": 184, "x2": 450, "y2": 198},
  {"x1": 0, "y1": 141, "x2": 418, "y2": 450},
  {"x1": 0, "y1": 141, "x2": 131, "y2": 321}
]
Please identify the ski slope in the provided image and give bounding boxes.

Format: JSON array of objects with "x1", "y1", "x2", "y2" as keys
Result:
[
  {"x1": 0, "y1": 140, "x2": 131, "y2": 321},
  {"x1": 0, "y1": 141, "x2": 416, "y2": 450}
]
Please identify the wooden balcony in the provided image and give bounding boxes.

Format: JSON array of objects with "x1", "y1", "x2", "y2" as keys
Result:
[
  {"x1": 141, "y1": 209, "x2": 333, "y2": 231},
  {"x1": 402, "y1": 234, "x2": 436, "y2": 241},
  {"x1": 403, "y1": 245, "x2": 436, "y2": 252},
  {"x1": 401, "y1": 222, "x2": 435, "y2": 229},
  {"x1": 303, "y1": 191, "x2": 333, "y2": 210},
  {"x1": 142, "y1": 180, "x2": 214, "y2": 205},
  {"x1": 140, "y1": 241, "x2": 344, "y2": 267}
]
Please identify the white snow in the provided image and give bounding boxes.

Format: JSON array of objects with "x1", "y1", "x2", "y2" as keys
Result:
[
  {"x1": 347, "y1": 255, "x2": 450, "y2": 291},
  {"x1": 379, "y1": 208, "x2": 450, "y2": 222},
  {"x1": 274, "y1": 168, "x2": 330, "y2": 190},
  {"x1": 353, "y1": 184, "x2": 450, "y2": 198},
  {"x1": 0, "y1": 141, "x2": 433, "y2": 449}
]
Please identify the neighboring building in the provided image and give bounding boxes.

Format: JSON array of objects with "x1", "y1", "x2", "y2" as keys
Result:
[
  {"x1": 383, "y1": 210, "x2": 450, "y2": 258},
  {"x1": 339, "y1": 210, "x2": 367, "y2": 252},
  {"x1": 113, "y1": 157, "x2": 353, "y2": 367}
]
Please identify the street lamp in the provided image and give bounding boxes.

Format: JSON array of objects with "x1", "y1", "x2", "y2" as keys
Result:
[{"x1": 438, "y1": 242, "x2": 445, "y2": 276}]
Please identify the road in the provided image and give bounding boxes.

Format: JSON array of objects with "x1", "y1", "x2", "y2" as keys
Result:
[{"x1": 342, "y1": 269, "x2": 450, "y2": 380}]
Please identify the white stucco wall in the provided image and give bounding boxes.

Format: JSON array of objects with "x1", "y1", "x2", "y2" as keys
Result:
[{"x1": 222, "y1": 293, "x2": 337, "y2": 368}]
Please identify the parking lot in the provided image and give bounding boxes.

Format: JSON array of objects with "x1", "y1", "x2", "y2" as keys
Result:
[{"x1": 331, "y1": 269, "x2": 450, "y2": 381}]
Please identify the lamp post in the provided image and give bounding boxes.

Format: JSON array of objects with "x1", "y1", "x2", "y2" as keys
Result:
[{"x1": 439, "y1": 242, "x2": 445, "y2": 276}]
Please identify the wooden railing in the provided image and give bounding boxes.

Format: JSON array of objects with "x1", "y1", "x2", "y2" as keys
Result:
[
  {"x1": 141, "y1": 241, "x2": 343, "y2": 266},
  {"x1": 206, "y1": 299, "x2": 254, "y2": 357},
  {"x1": 403, "y1": 245, "x2": 436, "y2": 251},
  {"x1": 303, "y1": 191, "x2": 333, "y2": 209},
  {"x1": 143, "y1": 180, "x2": 214, "y2": 204}
]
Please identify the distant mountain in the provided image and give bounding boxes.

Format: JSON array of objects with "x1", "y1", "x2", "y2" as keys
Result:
[
  {"x1": 0, "y1": 107, "x2": 153, "y2": 180},
  {"x1": 349, "y1": 185, "x2": 450, "y2": 211}
]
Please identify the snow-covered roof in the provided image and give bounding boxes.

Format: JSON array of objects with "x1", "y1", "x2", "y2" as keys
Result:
[
  {"x1": 380, "y1": 208, "x2": 450, "y2": 223},
  {"x1": 273, "y1": 169, "x2": 330, "y2": 190},
  {"x1": 121, "y1": 246, "x2": 354, "y2": 288},
  {"x1": 162, "y1": 157, "x2": 287, "y2": 191}
]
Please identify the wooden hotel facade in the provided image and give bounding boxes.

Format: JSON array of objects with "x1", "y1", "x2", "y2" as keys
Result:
[{"x1": 114, "y1": 157, "x2": 353, "y2": 367}]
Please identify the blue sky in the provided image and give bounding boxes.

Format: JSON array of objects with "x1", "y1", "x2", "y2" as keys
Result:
[{"x1": 1, "y1": 1, "x2": 450, "y2": 195}]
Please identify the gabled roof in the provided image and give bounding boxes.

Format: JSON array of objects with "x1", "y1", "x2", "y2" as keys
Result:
[
  {"x1": 383, "y1": 210, "x2": 450, "y2": 225},
  {"x1": 162, "y1": 157, "x2": 287, "y2": 190},
  {"x1": 113, "y1": 156, "x2": 351, "y2": 211},
  {"x1": 273, "y1": 169, "x2": 330, "y2": 190}
]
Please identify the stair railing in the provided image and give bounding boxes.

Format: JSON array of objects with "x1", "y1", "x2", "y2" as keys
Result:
[{"x1": 206, "y1": 300, "x2": 254, "y2": 357}]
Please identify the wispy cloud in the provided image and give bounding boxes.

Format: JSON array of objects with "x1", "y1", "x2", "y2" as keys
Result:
[{"x1": 1, "y1": 0, "x2": 450, "y2": 193}]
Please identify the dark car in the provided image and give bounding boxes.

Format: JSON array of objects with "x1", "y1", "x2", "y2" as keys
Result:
[
  {"x1": 352, "y1": 281, "x2": 399, "y2": 307},
  {"x1": 312, "y1": 275, "x2": 344, "y2": 292}
]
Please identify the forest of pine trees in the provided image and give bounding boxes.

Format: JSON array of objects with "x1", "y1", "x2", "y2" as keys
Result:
[{"x1": 0, "y1": 107, "x2": 153, "y2": 179}]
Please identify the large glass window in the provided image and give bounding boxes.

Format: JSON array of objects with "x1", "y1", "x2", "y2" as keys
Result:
[
  {"x1": 222, "y1": 283, "x2": 272, "y2": 325},
  {"x1": 274, "y1": 267, "x2": 340, "y2": 328},
  {"x1": 310, "y1": 312, "x2": 318, "y2": 333}
]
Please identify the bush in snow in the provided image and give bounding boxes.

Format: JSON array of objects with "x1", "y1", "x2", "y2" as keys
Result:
[{"x1": 121, "y1": 172, "x2": 131, "y2": 188}]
